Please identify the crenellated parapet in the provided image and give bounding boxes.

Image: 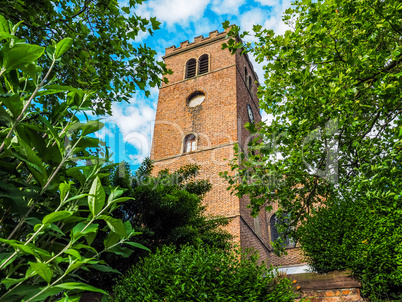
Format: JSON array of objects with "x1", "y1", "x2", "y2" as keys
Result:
[{"x1": 164, "y1": 28, "x2": 232, "y2": 56}]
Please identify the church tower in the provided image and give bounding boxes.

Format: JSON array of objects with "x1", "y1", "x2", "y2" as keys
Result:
[{"x1": 151, "y1": 28, "x2": 303, "y2": 266}]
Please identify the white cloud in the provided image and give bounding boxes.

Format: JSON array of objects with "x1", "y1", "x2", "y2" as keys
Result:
[
  {"x1": 239, "y1": 8, "x2": 265, "y2": 33},
  {"x1": 262, "y1": 0, "x2": 292, "y2": 35},
  {"x1": 211, "y1": 0, "x2": 246, "y2": 15},
  {"x1": 238, "y1": 1, "x2": 292, "y2": 80},
  {"x1": 138, "y1": 0, "x2": 210, "y2": 26},
  {"x1": 192, "y1": 18, "x2": 221, "y2": 37},
  {"x1": 239, "y1": 0, "x2": 292, "y2": 38},
  {"x1": 102, "y1": 96, "x2": 158, "y2": 164}
]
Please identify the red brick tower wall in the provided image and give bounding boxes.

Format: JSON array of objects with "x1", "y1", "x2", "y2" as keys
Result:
[
  {"x1": 150, "y1": 29, "x2": 242, "y2": 244},
  {"x1": 150, "y1": 28, "x2": 304, "y2": 266}
]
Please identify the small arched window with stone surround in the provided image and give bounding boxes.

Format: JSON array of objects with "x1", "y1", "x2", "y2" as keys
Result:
[
  {"x1": 185, "y1": 58, "x2": 197, "y2": 79},
  {"x1": 187, "y1": 91, "x2": 205, "y2": 108},
  {"x1": 198, "y1": 54, "x2": 209, "y2": 75},
  {"x1": 183, "y1": 133, "x2": 197, "y2": 153},
  {"x1": 270, "y1": 212, "x2": 294, "y2": 248}
]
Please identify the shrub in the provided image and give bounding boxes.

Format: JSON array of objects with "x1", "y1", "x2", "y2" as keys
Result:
[{"x1": 113, "y1": 245, "x2": 296, "y2": 302}]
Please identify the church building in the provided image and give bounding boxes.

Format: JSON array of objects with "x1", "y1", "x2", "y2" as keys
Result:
[{"x1": 150, "y1": 27, "x2": 303, "y2": 267}]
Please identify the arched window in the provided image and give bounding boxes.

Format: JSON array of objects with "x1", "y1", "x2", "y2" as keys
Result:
[
  {"x1": 198, "y1": 54, "x2": 209, "y2": 75},
  {"x1": 248, "y1": 75, "x2": 252, "y2": 90},
  {"x1": 244, "y1": 67, "x2": 248, "y2": 83},
  {"x1": 185, "y1": 58, "x2": 196, "y2": 79},
  {"x1": 183, "y1": 134, "x2": 196, "y2": 153},
  {"x1": 270, "y1": 213, "x2": 294, "y2": 247}
]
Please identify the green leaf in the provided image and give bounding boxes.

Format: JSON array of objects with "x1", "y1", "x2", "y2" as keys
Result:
[
  {"x1": 85, "y1": 231, "x2": 97, "y2": 246},
  {"x1": 49, "y1": 223, "x2": 65, "y2": 236},
  {"x1": 64, "y1": 248, "x2": 82, "y2": 260},
  {"x1": 54, "y1": 38, "x2": 73, "y2": 59},
  {"x1": 88, "y1": 177, "x2": 105, "y2": 216},
  {"x1": 0, "y1": 32, "x2": 16, "y2": 40},
  {"x1": 19, "y1": 62, "x2": 38, "y2": 82},
  {"x1": 28, "y1": 262, "x2": 52, "y2": 283},
  {"x1": 0, "y1": 252, "x2": 15, "y2": 268},
  {"x1": 65, "y1": 194, "x2": 90, "y2": 203},
  {"x1": 21, "y1": 286, "x2": 63, "y2": 302},
  {"x1": 15, "y1": 134, "x2": 47, "y2": 186},
  {"x1": 55, "y1": 282, "x2": 108, "y2": 295},
  {"x1": 0, "y1": 93, "x2": 23, "y2": 117},
  {"x1": 0, "y1": 15, "x2": 9, "y2": 33},
  {"x1": 38, "y1": 115, "x2": 63, "y2": 151},
  {"x1": 108, "y1": 197, "x2": 132, "y2": 206},
  {"x1": 81, "y1": 120, "x2": 104, "y2": 136},
  {"x1": 45, "y1": 84, "x2": 81, "y2": 93},
  {"x1": 59, "y1": 182, "x2": 70, "y2": 202},
  {"x1": 103, "y1": 231, "x2": 120, "y2": 249},
  {"x1": 72, "y1": 222, "x2": 98, "y2": 239},
  {"x1": 121, "y1": 6, "x2": 130, "y2": 14},
  {"x1": 98, "y1": 215, "x2": 126, "y2": 237},
  {"x1": 0, "y1": 104, "x2": 13, "y2": 125},
  {"x1": 124, "y1": 241, "x2": 151, "y2": 252},
  {"x1": 11, "y1": 21, "x2": 23, "y2": 35},
  {"x1": 1, "y1": 277, "x2": 26, "y2": 290},
  {"x1": 91, "y1": 264, "x2": 121, "y2": 274},
  {"x1": 13, "y1": 243, "x2": 37, "y2": 256},
  {"x1": 73, "y1": 243, "x2": 97, "y2": 254},
  {"x1": 3, "y1": 44, "x2": 45, "y2": 71},
  {"x1": 222, "y1": 20, "x2": 230, "y2": 29},
  {"x1": 42, "y1": 211, "x2": 73, "y2": 225},
  {"x1": 107, "y1": 245, "x2": 134, "y2": 258}
]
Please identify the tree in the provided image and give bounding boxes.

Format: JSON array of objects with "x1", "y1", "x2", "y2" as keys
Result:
[
  {"x1": 128, "y1": 160, "x2": 232, "y2": 250},
  {"x1": 83, "y1": 159, "x2": 233, "y2": 291},
  {"x1": 1, "y1": 0, "x2": 171, "y2": 114},
  {"x1": 222, "y1": 0, "x2": 401, "y2": 239},
  {"x1": 0, "y1": 17, "x2": 146, "y2": 301},
  {"x1": 221, "y1": 0, "x2": 401, "y2": 297}
]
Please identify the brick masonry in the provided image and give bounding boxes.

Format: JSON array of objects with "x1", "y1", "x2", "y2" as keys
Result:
[
  {"x1": 150, "y1": 28, "x2": 304, "y2": 266},
  {"x1": 291, "y1": 271, "x2": 364, "y2": 302},
  {"x1": 295, "y1": 288, "x2": 364, "y2": 302}
]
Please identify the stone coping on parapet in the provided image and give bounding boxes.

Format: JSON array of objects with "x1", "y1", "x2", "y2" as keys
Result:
[{"x1": 163, "y1": 27, "x2": 231, "y2": 58}]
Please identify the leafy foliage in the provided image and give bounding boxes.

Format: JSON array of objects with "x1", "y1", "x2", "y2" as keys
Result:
[
  {"x1": 298, "y1": 137, "x2": 402, "y2": 300},
  {"x1": 1, "y1": 0, "x2": 171, "y2": 114},
  {"x1": 0, "y1": 17, "x2": 145, "y2": 301},
  {"x1": 221, "y1": 0, "x2": 401, "y2": 298},
  {"x1": 221, "y1": 0, "x2": 401, "y2": 248},
  {"x1": 128, "y1": 160, "x2": 232, "y2": 250},
  {"x1": 113, "y1": 244, "x2": 296, "y2": 302},
  {"x1": 84, "y1": 159, "x2": 233, "y2": 291}
]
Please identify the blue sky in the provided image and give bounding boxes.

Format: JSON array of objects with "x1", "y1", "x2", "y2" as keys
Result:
[{"x1": 98, "y1": 0, "x2": 292, "y2": 171}]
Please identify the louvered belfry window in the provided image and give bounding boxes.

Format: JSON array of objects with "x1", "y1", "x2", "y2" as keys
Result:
[
  {"x1": 198, "y1": 54, "x2": 209, "y2": 75},
  {"x1": 185, "y1": 59, "x2": 196, "y2": 79}
]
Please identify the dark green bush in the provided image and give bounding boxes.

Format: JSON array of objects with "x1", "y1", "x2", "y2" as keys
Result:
[
  {"x1": 113, "y1": 245, "x2": 295, "y2": 302},
  {"x1": 298, "y1": 149, "x2": 402, "y2": 300}
]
